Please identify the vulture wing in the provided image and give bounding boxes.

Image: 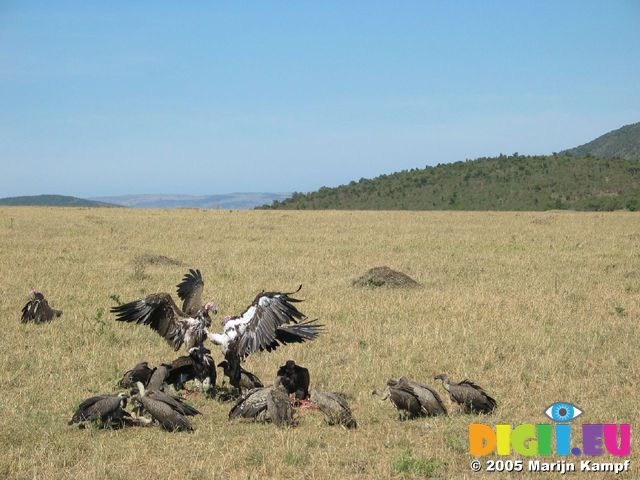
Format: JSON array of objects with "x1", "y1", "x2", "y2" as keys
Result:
[
  {"x1": 111, "y1": 293, "x2": 189, "y2": 351},
  {"x1": 21, "y1": 294, "x2": 59, "y2": 323},
  {"x1": 176, "y1": 269, "x2": 204, "y2": 316},
  {"x1": 118, "y1": 362, "x2": 154, "y2": 388},
  {"x1": 229, "y1": 387, "x2": 270, "y2": 419},
  {"x1": 310, "y1": 390, "x2": 357, "y2": 428},
  {"x1": 267, "y1": 387, "x2": 295, "y2": 427},
  {"x1": 141, "y1": 395, "x2": 193, "y2": 431},
  {"x1": 69, "y1": 395, "x2": 122, "y2": 425},
  {"x1": 147, "y1": 390, "x2": 201, "y2": 416},
  {"x1": 233, "y1": 288, "x2": 322, "y2": 359},
  {"x1": 458, "y1": 380, "x2": 497, "y2": 413},
  {"x1": 400, "y1": 378, "x2": 447, "y2": 416}
]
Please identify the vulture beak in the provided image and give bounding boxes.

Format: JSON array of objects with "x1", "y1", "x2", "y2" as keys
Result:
[{"x1": 205, "y1": 302, "x2": 218, "y2": 315}]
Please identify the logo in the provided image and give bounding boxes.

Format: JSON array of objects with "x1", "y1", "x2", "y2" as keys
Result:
[{"x1": 469, "y1": 402, "x2": 631, "y2": 457}]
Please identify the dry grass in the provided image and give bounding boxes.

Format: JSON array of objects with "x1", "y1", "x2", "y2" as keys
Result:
[{"x1": 0, "y1": 207, "x2": 638, "y2": 479}]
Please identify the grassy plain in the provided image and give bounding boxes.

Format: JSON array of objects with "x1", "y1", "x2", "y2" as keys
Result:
[{"x1": 0, "y1": 207, "x2": 638, "y2": 479}]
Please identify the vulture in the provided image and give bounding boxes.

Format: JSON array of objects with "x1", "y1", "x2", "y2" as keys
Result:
[
  {"x1": 146, "y1": 364, "x2": 172, "y2": 392},
  {"x1": 209, "y1": 287, "x2": 322, "y2": 383},
  {"x1": 217, "y1": 360, "x2": 264, "y2": 393},
  {"x1": 117, "y1": 361, "x2": 154, "y2": 388},
  {"x1": 228, "y1": 387, "x2": 271, "y2": 422},
  {"x1": 379, "y1": 377, "x2": 448, "y2": 419},
  {"x1": 132, "y1": 382, "x2": 200, "y2": 432},
  {"x1": 21, "y1": 290, "x2": 62, "y2": 324},
  {"x1": 275, "y1": 360, "x2": 310, "y2": 400},
  {"x1": 166, "y1": 346, "x2": 217, "y2": 392},
  {"x1": 310, "y1": 390, "x2": 357, "y2": 429},
  {"x1": 434, "y1": 374, "x2": 496, "y2": 414},
  {"x1": 267, "y1": 385, "x2": 295, "y2": 427},
  {"x1": 68, "y1": 393, "x2": 132, "y2": 428},
  {"x1": 111, "y1": 269, "x2": 217, "y2": 352}
]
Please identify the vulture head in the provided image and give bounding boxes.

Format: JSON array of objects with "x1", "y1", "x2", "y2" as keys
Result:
[
  {"x1": 116, "y1": 392, "x2": 129, "y2": 409},
  {"x1": 195, "y1": 302, "x2": 217, "y2": 327},
  {"x1": 434, "y1": 374, "x2": 450, "y2": 383}
]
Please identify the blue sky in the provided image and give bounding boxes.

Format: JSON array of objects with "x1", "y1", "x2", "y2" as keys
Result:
[{"x1": 1, "y1": 1, "x2": 638, "y2": 197}]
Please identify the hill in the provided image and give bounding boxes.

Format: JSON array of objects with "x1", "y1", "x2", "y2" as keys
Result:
[
  {"x1": 260, "y1": 154, "x2": 640, "y2": 211},
  {"x1": 562, "y1": 122, "x2": 640, "y2": 160},
  {"x1": 90, "y1": 192, "x2": 291, "y2": 209},
  {"x1": 0, "y1": 194, "x2": 119, "y2": 208}
]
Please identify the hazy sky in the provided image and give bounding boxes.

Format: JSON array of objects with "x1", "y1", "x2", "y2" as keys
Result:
[{"x1": 1, "y1": 1, "x2": 638, "y2": 197}]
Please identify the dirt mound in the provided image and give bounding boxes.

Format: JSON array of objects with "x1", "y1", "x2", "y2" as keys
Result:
[
  {"x1": 352, "y1": 266, "x2": 421, "y2": 288},
  {"x1": 133, "y1": 254, "x2": 184, "y2": 266}
]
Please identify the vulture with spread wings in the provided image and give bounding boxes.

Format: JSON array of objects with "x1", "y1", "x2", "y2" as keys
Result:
[
  {"x1": 21, "y1": 290, "x2": 62, "y2": 324},
  {"x1": 111, "y1": 269, "x2": 217, "y2": 351},
  {"x1": 209, "y1": 286, "x2": 323, "y2": 366}
]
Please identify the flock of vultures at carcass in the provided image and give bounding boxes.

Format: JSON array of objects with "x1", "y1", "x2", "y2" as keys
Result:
[{"x1": 21, "y1": 269, "x2": 496, "y2": 433}]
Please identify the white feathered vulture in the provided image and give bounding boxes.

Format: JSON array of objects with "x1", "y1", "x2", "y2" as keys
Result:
[
  {"x1": 111, "y1": 269, "x2": 217, "y2": 352},
  {"x1": 209, "y1": 286, "x2": 323, "y2": 370}
]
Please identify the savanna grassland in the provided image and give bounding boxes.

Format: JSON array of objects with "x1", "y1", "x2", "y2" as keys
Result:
[{"x1": 0, "y1": 207, "x2": 638, "y2": 479}]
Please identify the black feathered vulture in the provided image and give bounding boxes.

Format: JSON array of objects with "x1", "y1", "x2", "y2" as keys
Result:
[
  {"x1": 217, "y1": 359, "x2": 263, "y2": 392},
  {"x1": 21, "y1": 290, "x2": 62, "y2": 324},
  {"x1": 275, "y1": 360, "x2": 310, "y2": 400},
  {"x1": 118, "y1": 362, "x2": 154, "y2": 388},
  {"x1": 111, "y1": 269, "x2": 217, "y2": 351}
]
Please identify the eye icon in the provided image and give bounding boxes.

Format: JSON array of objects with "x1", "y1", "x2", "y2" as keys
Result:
[{"x1": 545, "y1": 402, "x2": 583, "y2": 422}]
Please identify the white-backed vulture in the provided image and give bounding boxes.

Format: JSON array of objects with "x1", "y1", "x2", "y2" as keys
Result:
[
  {"x1": 310, "y1": 390, "x2": 357, "y2": 429},
  {"x1": 133, "y1": 382, "x2": 200, "y2": 431},
  {"x1": 68, "y1": 393, "x2": 131, "y2": 428},
  {"x1": 434, "y1": 374, "x2": 496, "y2": 414},
  {"x1": 380, "y1": 377, "x2": 448, "y2": 419},
  {"x1": 228, "y1": 387, "x2": 272, "y2": 422},
  {"x1": 267, "y1": 385, "x2": 295, "y2": 427},
  {"x1": 21, "y1": 290, "x2": 62, "y2": 324}
]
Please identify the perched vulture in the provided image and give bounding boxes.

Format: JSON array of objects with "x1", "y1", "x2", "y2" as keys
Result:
[
  {"x1": 166, "y1": 346, "x2": 216, "y2": 392},
  {"x1": 380, "y1": 377, "x2": 448, "y2": 419},
  {"x1": 68, "y1": 393, "x2": 131, "y2": 428},
  {"x1": 118, "y1": 361, "x2": 154, "y2": 388},
  {"x1": 434, "y1": 374, "x2": 496, "y2": 414},
  {"x1": 217, "y1": 359, "x2": 264, "y2": 392},
  {"x1": 310, "y1": 390, "x2": 357, "y2": 429},
  {"x1": 209, "y1": 287, "x2": 323, "y2": 379},
  {"x1": 267, "y1": 385, "x2": 295, "y2": 427},
  {"x1": 275, "y1": 360, "x2": 310, "y2": 400},
  {"x1": 111, "y1": 269, "x2": 217, "y2": 352},
  {"x1": 133, "y1": 382, "x2": 200, "y2": 432},
  {"x1": 21, "y1": 290, "x2": 62, "y2": 324},
  {"x1": 228, "y1": 387, "x2": 271, "y2": 422}
]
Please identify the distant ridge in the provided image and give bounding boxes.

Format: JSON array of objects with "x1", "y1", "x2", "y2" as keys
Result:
[
  {"x1": 260, "y1": 122, "x2": 640, "y2": 212},
  {"x1": 91, "y1": 192, "x2": 291, "y2": 209},
  {"x1": 562, "y1": 122, "x2": 640, "y2": 160},
  {"x1": 0, "y1": 194, "x2": 119, "y2": 208}
]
